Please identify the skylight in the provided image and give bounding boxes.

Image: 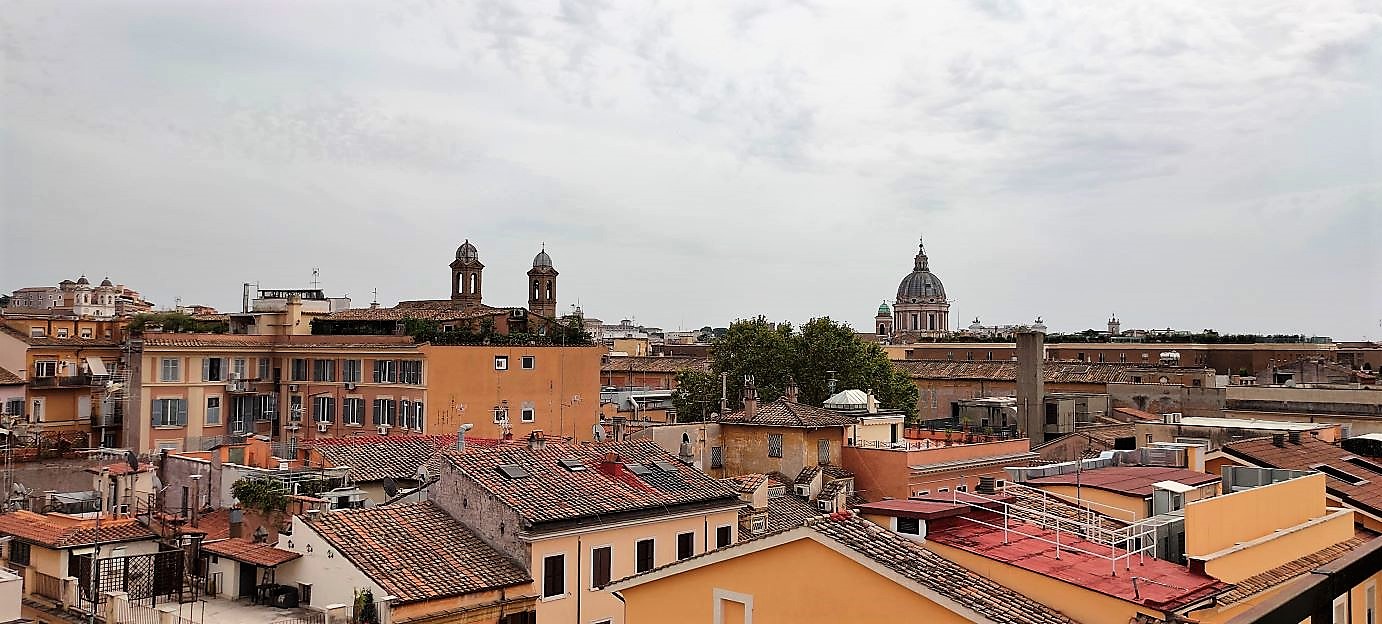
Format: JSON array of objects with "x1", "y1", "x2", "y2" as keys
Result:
[
  {"x1": 1344, "y1": 456, "x2": 1382, "y2": 475},
  {"x1": 625, "y1": 463, "x2": 652, "y2": 476},
  {"x1": 1313, "y1": 464, "x2": 1367, "y2": 486},
  {"x1": 558, "y1": 458, "x2": 587, "y2": 472},
  {"x1": 497, "y1": 464, "x2": 529, "y2": 479},
  {"x1": 652, "y1": 460, "x2": 679, "y2": 473}
]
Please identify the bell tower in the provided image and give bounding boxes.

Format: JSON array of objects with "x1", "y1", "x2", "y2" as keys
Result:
[
  {"x1": 527, "y1": 245, "x2": 558, "y2": 317},
  {"x1": 450, "y1": 239, "x2": 484, "y2": 306}
]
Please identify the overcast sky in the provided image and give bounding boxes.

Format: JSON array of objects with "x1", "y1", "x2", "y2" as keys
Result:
[{"x1": 2, "y1": 1, "x2": 1379, "y2": 339}]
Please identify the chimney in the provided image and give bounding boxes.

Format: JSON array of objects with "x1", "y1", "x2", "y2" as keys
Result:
[
  {"x1": 612, "y1": 417, "x2": 625, "y2": 442},
  {"x1": 784, "y1": 378, "x2": 799, "y2": 403},
  {"x1": 1272, "y1": 433, "x2": 1286, "y2": 448},
  {"x1": 1288, "y1": 430, "x2": 1302, "y2": 445},
  {"x1": 865, "y1": 391, "x2": 878, "y2": 414},
  {"x1": 189, "y1": 474, "x2": 201, "y2": 528},
  {"x1": 976, "y1": 476, "x2": 997, "y2": 495},
  {"x1": 1016, "y1": 329, "x2": 1046, "y2": 448},
  {"x1": 456, "y1": 423, "x2": 473, "y2": 453},
  {"x1": 743, "y1": 377, "x2": 758, "y2": 419},
  {"x1": 229, "y1": 508, "x2": 244, "y2": 539},
  {"x1": 528, "y1": 429, "x2": 546, "y2": 451}
]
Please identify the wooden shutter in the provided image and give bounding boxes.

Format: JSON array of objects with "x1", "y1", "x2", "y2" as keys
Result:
[
  {"x1": 176, "y1": 399, "x2": 188, "y2": 425},
  {"x1": 592, "y1": 547, "x2": 611, "y2": 587},
  {"x1": 202, "y1": 358, "x2": 210, "y2": 382}
]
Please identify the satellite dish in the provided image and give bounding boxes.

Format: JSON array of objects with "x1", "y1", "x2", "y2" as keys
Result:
[
  {"x1": 382, "y1": 477, "x2": 399, "y2": 498},
  {"x1": 592, "y1": 423, "x2": 606, "y2": 442}
]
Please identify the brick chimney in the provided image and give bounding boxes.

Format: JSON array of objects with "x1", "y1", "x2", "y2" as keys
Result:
[
  {"x1": 229, "y1": 508, "x2": 244, "y2": 539},
  {"x1": 784, "y1": 378, "x2": 799, "y2": 403},
  {"x1": 743, "y1": 377, "x2": 758, "y2": 419},
  {"x1": 527, "y1": 429, "x2": 546, "y2": 451}
]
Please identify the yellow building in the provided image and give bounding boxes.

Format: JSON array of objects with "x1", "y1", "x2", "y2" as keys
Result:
[
  {"x1": 0, "y1": 324, "x2": 123, "y2": 447},
  {"x1": 432, "y1": 437, "x2": 745, "y2": 624},
  {"x1": 607, "y1": 512, "x2": 1075, "y2": 624}
]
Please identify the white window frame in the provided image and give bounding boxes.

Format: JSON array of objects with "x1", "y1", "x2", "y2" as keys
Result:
[
  {"x1": 893, "y1": 516, "x2": 925, "y2": 541},
  {"x1": 342, "y1": 397, "x2": 364, "y2": 426},
  {"x1": 521, "y1": 355, "x2": 535, "y2": 369},
  {"x1": 1335, "y1": 593, "x2": 1349, "y2": 624},
  {"x1": 29, "y1": 327, "x2": 45, "y2": 338},
  {"x1": 589, "y1": 544, "x2": 613, "y2": 590},
  {"x1": 715, "y1": 524, "x2": 733, "y2": 548},
  {"x1": 33, "y1": 360, "x2": 58, "y2": 378},
  {"x1": 521, "y1": 406, "x2": 535, "y2": 423},
  {"x1": 493, "y1": 407, "x2": 509, "y2": 424},
  {"x1": 232, "y1": 358, "x2": 247, "y2": 379},
  {"x1": 159, "y1": 358, "x2": 180, "y2": 383},
  {"x1": 494, "y1": 356, "x2": 509, "y2": 371},
  {"x1": 80, "y1": 328, "x2": 92, "y2": 339},
  {"x1": 205, "y1": 396, "x2": 221, "y2": 426},
  {"x1": 712, "y1": 588, "x2": 753, "y2": 624},
  {"x1": 55, "y1": 328, "x2": 69, "y2": 338},
  {"x1": 541, "y1": 553, "x2": 567, "y2": 601}
]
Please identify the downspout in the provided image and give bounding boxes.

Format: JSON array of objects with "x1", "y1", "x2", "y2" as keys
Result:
[{"x1": 575, "y1": 533, "x2": 582, "y2": 624}]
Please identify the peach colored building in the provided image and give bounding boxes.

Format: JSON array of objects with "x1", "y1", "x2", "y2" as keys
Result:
[
  {"x1": 0, "y1": 324, "x2": 123, "y2": 447},
  {"x1": 127, "y1": 333, "x2": 425, "y2": 453},
  {"x1": 843, "y1": 438, "x2": 1037, "y2": 502},
  {"x1": 432, "y1": 437, "x2": 744, "y2": 624}
]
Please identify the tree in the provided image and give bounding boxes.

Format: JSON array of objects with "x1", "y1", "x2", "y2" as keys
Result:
[
  {"x1": 672, "y1": 369, "x2": 721, "y2": 422},
  {"x1": 230, "y1": 477, "x2": 288, "y2": 515},
  {"x1": 682, "y1": 316, "x2": 918, "y2": 420}
]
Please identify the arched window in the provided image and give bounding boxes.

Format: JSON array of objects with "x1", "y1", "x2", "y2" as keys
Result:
[
  {"x1": 470, "y1": 273, "x2": 478, "y2": 293},
  {"x1": 682, "y1": 433, "x2": 690, "y2": 445},
  {"x1": 545, "y1": 282, "x2": 552, "y2": 300}
]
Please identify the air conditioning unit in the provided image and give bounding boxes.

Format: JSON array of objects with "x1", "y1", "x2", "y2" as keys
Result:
[
  {"x1": 288, "y1": 384, "x2": 300, "y2": 392},
  {"x1": 510, "y1": 308, "x2": 526, "y2": 319},
  {"x1": 230, "y1": 371, "x2": 242, "y2": 381},
  {"x1": 344, "y1": 382, "x2": 357, "y2": 391},
  {"x1": 377, "y1": 425, "x2": 388, "y2": 435},
  {"x1": 317, "y1": 422, "x2": 329, "y2": 433}
]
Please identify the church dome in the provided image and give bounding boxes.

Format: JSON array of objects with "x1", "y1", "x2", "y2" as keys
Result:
[
  {"x1": 100, "y1": 278, "x2": 114, "y2": 287},
  {"x1": 877, "y1": 301, "x2": 891, "y2": 315},
  {"x1": 455, "y1": 239, "x2": 479, "y2": 262},
  {"x1": 533, "y1": 249, "x2": 553, "y2": 268},
  {"x1": 76, "y1": 275, "x2": 90, "y2": 286},
  {"x1": 896, "y1": 271, "x2": 945, "y2": 303}
]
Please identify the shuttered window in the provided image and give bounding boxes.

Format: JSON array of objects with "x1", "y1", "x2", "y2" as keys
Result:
[
  {"x1": 635, "y1": 539, "x2": 655, "y2": 573},
  {"x1": 767, "y1": 434, "x2": 783, "y2": 458},
  {"x1": 591, "y1": 546, "x2": 612, "y2": 588},
  {"x1": 542, "y1": 554, "x2": 564, "y2": 598},
  {"x1": 676, "y1": 532, "x2": 694, "y2": 560}
]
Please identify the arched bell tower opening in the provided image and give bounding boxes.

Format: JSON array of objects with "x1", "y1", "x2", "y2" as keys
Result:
[
  {"x1": 450, "y1": 239, "x2": 485, "y2": 307},
  {"x1": 527, "y1": 245, "x2": 559, "y2": 318}
]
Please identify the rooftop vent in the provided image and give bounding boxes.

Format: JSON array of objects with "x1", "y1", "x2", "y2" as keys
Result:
[
  {"x1": 497, "y1": 464, "x2": 529, "y2": 479},
  {"x1": 558, "y1": 458, "x2": 587, "y2": 472}
]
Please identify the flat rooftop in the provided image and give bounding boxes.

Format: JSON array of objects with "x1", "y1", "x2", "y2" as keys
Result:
[
  {"x1": 928, "y1": 511, "x2": 1227, "y2": 611},
  {"x1": 1023, "y1": 466, "x2": 1220, "y2": 497},
  {"x1": 855, "y1": 499, "x2": 969, "y2": 520},
  {"x1": 1173, "y1": 417, "x2": 1333, "y2": 431}
]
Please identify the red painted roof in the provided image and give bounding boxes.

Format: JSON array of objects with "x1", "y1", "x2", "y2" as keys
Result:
[
  {"x1": 856, "y1": 499, "x2": 969, "y2": 519},
  {"x1": 927, "y1": 512, "x2": 1227, "y2": 611},
  {"x1": 1024, "y1": 466, "x2": 1220, "y2": 497}
]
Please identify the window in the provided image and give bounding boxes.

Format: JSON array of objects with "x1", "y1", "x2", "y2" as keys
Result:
[
  {"x1": 289, "y1": 394, "x2": 303, "y2": 421},
  {"x1": 80, "y1": 328, "x2": 92, "y2": 339},
  {"x1": 343, "y1": 398, "x2": 364, "y2": 426},
  {"x1": 313, "y1": 359, "x2": 335, "y2": 382},
  {"x1": 1366, "y1": 582, "x2": 1375, "y2": 624},
  {"x1": 154, "y1": 399, "x2": 187, "y2": 427},
  {"x1": 494, "y1": 356, "x2": 509, "y2": 371},
  {"x1": 372, "y1": 399, "x2": 395, "y2": 426},
  {"x1": 287, "y1": 358, "x2": 306, "y2": 381},
  {"x1": 767, "y1": 433, "x2": 783, "y2": 458},
  {"x1": 521, "y1": 404, "x2": 535, "y2": 423},
  {"x1": 8, "y1": 541, "x2": 30, "y2": 566},
  {"x1": 500, "y1": 613, "x2": 536, "y2": 624},
  {"x1": 522, "y1": 355, "x2": 535, "y2": 369},
  {"x1": 542, "y1": 554, "x2": 565, "y2": 599},
  {"x1": 31, "y1": 399, "x2": 42, "y2": 422},
  {"x1": 676, "y1": 532, "x2": 694, "y2": 560},
  {"x1": 635, "y1": 539, "x2": 654, "y2": 573},
  {"x1": 896, "y1": 517, "x2": 921, "y2": 536},
  {"x1": 591, "y1": 546, "x2": 612, "y2": 588},
  {"x1": 342, "y1": 359, "x2": 361, "y2": 383},
  {"x1": 750, "y1": 516, "x2": 766, "y2": 532},
  {"x1": 205, "y1": 397, "x2": 221, "y2": 426},
  {"x1": 56, "y1": 328, "x2": 68, "y2": 338},
  {"x1": 1131, "y1": 375, "x2": 1143, "y2": 383},
  {"x1": 232, "y1": 358, "x2": 247, "y2": 379},
  {"x1": 493, "y1": 407, "x2": 509, "y2": 423},
  {"x1": 915, "y1": 490, "x2": 929, "y2": 496},
  {"x1": 413, "y1": 401, "x2": 425, "y2": 430},
  {"x1": 399, "y1": 360, "x2": 422, "y2": 385},
  {"x1": 257, "y1": 394, "x2": 277, "y2": 421},
  {"x1": 716, "y1": 525, "x2": 733, "y2": 548},
  {"x1": 258, "y1": 358, "x2": 271, "y2": 380},
  {"x1": 203, "y1": 357, "x2": 225, "y2": 382},
  {"x1": 313, "y1": 396, "x2": 335, "y2": 423},
  {"x1": 28, "y1": 327, "x2": 44, "y2": 338},
  {"x1": 3, "y1": 399, "x2": 21, "y2": 417},
  {"x1": 1145, "y1": 434, "x2": 1153, "y2": 444},
  {"x1": 372, "y1": 360, "x2": 396, "y2": 383},
  {"x1": 33, "y1": 360, "x2": 58, "y2": 378},
  {"x1": 817, "y1": 438, "x2": 830, "y2": 464},
  {"x1": 956, "y1": 484, "x2": 968, "y2": 492},
  {"x1": 1335, "y1": 594, "x2": 1349, "y2": 624},
  {"x1": 710, "y1": 446, "x2": 724, "y2": 468},
  {"x1": 400, "y1": 399, "x2": 413, "y2": 429}
]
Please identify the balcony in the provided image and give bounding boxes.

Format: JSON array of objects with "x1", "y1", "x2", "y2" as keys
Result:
[{"x1": 29, "y1": 375, "x2": 102, "y2": 388}]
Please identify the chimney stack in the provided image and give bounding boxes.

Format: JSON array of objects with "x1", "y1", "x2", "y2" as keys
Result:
[
  {"x1": 457, "y1": 423, "x2": 473, "y2": 453},
  {"x1": 229, "y1": 508, "x2": 244, "y2": 539},
  {"x1": 743, "y1": 376, "x2": 758, "y2": 418},
  {"x1": 189, "y1": 474, "x2": 201, "y2": 528},
  {"x1": 527, "y1": 429, "x2": 546, "y2": 451},
  {"x1": 784, "y1": 378, "x2": 799, "y2": 403},
  {"x1": 865, "y1": 391, "x2": 878, "y2": 414},
  {"x1": 1016, "y1": 328, "x2": 1046, "y2": 448},
  {"x1": 1288, "y1": 430, "x2": 1302, "y2": 445},
  {"x1": 1272, "y1": 433, "x2": 1286, "y2": 448}
]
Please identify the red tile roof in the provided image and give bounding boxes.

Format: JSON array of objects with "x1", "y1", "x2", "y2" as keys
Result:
[
  {"x1": 600, "y1": 356, "x2": 710, "y2": 373},
  {"x1": 201, "y1": 538, "x2": 301, "y2": 567},
  {"x1": 0, "y1": 325, "x2": 120, "y2": 347},
  {"x1": 0, "y1": 511, "x2": 158, "y2": 549},
  {"x1": 927, "y1": 511, "x2": 1228, "y2": 611},
  {"x1": 446, "y1": 440, "x2": 741, "y2": 528},
  {"x1": 138, "y1": 334, "x2": 418, "y2": 349},
  {"x1": 1223, "y1": 436, "x2": 1382, "y2": 518},
  {"x1": 304, "y1": 501, "x2": 530, "y2": 603},
  {"x1": 322, "y1": 302, "x2": 509, "y2": 322},
  {"x1": 0, "y1": 368, "x2": 22, "y2": 385},
  {"x1": 892, "y1": 360, "x2": 1136, "y2": 384},
  {"x1": 718, "y1": 398, "x2": 858, "y2": 428},
  {"x1": 1023, "y1": 466, "x2": 1220, "y2": 497},
  {"x1": 1216, "y1": 531, "x2": 1378, "y2": 605},
  {"x1": 306, "y1": 434, "x2": 500, "y2": 482},
  {"x1": 85, "y1": 462, "x2": 154, "y2": 476}
]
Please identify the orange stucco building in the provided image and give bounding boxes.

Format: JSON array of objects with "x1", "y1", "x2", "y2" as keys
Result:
[
  {"x1": 843, "y1": 438, "x2": 1037, "y2": 501},
  {"x1": 0, "y1": 323, "x2": 123, "y2": 447}
]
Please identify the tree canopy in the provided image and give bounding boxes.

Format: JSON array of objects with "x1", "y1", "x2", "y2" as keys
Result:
[{"x1": 673, "y1": 316, "x2": 917, "y2": 421}]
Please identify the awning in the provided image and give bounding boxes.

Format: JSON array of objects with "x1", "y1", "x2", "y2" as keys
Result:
[{"x1": 85, "y1": 357, "x2": 108, "y2": 376}]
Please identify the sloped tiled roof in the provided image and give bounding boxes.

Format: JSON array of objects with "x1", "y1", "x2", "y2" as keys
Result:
[
  {"x1": 600, "y1": 356, "x2": 711, "y2": 373},
  {"x1": 794, "y1": 466, "x2": 821, "y2": 485},
  {"x1": 0, "y1": 511, "x2": 157, "y2": 548},
  {"x1": 446, "y1": 440, "x2": 740, "y2": 528},
  {"x1": 307, "y1": 434, "x2": 499, "y2": 482},
  {"x1": 755, "y1": 496, "x2": 821, "y2": 535},
  {"x1": 722, "y1": 473, "x2": 769, "y2": 494},
  {"x1": 1075, "y1": 424, "x2": 1138, "y2": 446},
  {"x1": 322, "y1": 302, "x2": 506, "y2": 322},
  {"x1": 0, "y1": 367, "x2": 22, "y2": 385},
  {"x1": 718, "y1": 398, "x2": 858, "y2": 428},
  {"x1": 1216, "y1": 532, "x2": 1377, "y2": 605},
  {"x1": 304, "y1": 501, "x2": 530, "y2": 603},
  {"x1": 1024, "y1": 466, "x2": 1219, "y2": 497},
  {"x1": 892, "y1": 359, "x2": 1135, "y2": 384},
  {"x1": 201, "y1": 538, "x2": 301, "y2": 567},
  {"x1": 138, "y1": 334, "x2": 417, "y2": 349},
  {"x1": 819, "y1": 480, "x2": 849, "y2": 499},
  {"x1": 821, "y1": 465, "x2": 854, "y2": 480},
  {"x1": 1223, "y1": 436, "x2": 1382, "y2": 517}
]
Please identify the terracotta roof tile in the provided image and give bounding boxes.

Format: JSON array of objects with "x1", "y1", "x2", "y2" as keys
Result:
[
  {"x1": 447, "y1": 440, "x2": 740, "y2": 528},
  {"x1": 794, "y1": 466, "x2": 821, "y2": 485},
  {"x1": 600, "y1": 356, "x2": 710, "y2": 374},
  {"x1": 138, "y1": 334, "x2": 417, "y2": 349},
  {"x1": 757, "y1": 496, "x2": 821, "y2": 535},
  {"x1": 722, "y1": 473, "x2": 769, "y2": 494},
  {"x1": 718, "y1": 398, "x2": 858, "y2": 428},
  {"x1": 0, "y1": 367, "x2": 22, "y2": 385},
  {"x1": 0, "y1": 325, "x2": 120, "y2": 347},
  {"x1": 1024, "y1": 466, "x2": 1219, "y2": 497},
  {"x1": 307, "y1": 434, "x2": 499, "y2": 482},
  {"x1": 1217, "y1": 532, "x2": 1378, "y2": 605},
  {"x1": 201, "y1": 538, "x2": 301, "y2": 567},
  {"x1": 1223, "y1": 436, "x2": 1382, "y2": 517},
  {"x1": 892, "y1": 359, "x2": 1136, "y2": 384},
  {"x1": 305, "y1": 501, "x2": 530, "y2": 603},
  {"x1": 0, "y1": 511, "x2": 157, "y2": 549},
  {"x1": 322, "y1": 302, "x2": 506, "y2": 322}
]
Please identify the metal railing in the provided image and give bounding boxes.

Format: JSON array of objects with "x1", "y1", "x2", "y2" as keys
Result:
[{"x1": 30, "y1": 375, "x2": 102, "y2": 388}]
